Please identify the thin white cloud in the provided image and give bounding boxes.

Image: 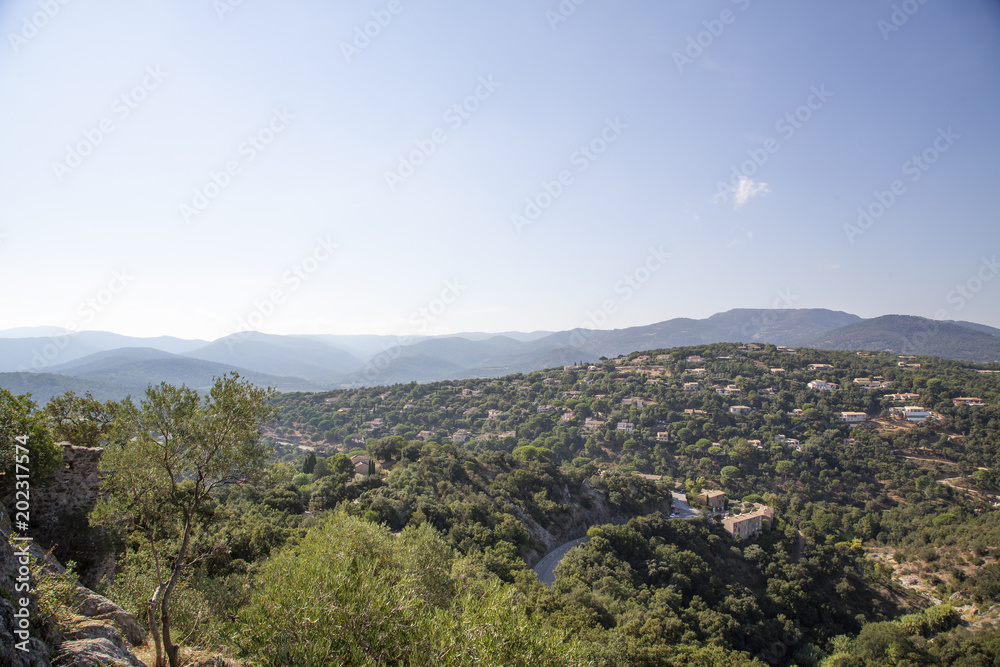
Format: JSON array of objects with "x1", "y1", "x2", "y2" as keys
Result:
[{"x1": 733, "y1": 176, "x2": 770, "y2": 209}]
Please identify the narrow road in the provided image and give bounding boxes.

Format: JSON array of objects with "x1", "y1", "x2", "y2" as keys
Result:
[
  {"x1": 533, "y1": 493, "x2": 697, "y2": 587},
  {"x1": 533, "y1": 536, "x2": 588, "y2": 586}
]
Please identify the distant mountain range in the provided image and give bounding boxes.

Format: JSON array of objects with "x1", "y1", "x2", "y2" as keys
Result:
[{"x1": 2, "y1": 309, "x2": 998, "y2": 402}]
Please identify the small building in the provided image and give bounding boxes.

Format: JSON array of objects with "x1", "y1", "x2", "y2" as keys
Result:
[
  {"x1": 730, "y1": 405, "x2": 752, "y2": 415},
  {"x1": 716, "y1": 385, "x2": 742, "y2": 396},
  {"x1": 616, "y1": 421, "x2": 635, "y2": 433},
  {"x1": 487, "y1": 409, "x2": 502, "y2": 419},
  {"x1": 687, "y1": 355, "x2": 703, "y2": 362},
  {"x1": 808, "y1": 380, "x2": 838, "y2": 392},
  {"x1": 451, "y1": 429, "x2": 470, "y2": 443},
  {"x1": 853, "y1": 378, "x2": 881, "y2": 389},
  {"x1": 416, "y1": 430, "x2": 434, "y2": 440},
  {"x1": 770, "y1": 368, "x2": 786, "y2": 373},
  {"x1": 656, "y1": 431, "x2": 670, "y2": 442},
  {"x1": 536, "y1": 405, "x2": 555, "y2": 414},
  {"x1": 697, "y1": 489, "x2": 727, "y2": 511},
  {"x1": 355, "y1": 460, "x2": 371, "y2": 476},
  {"x1": 722, "y1": 506, "x2": 774, "y2": 539},
  {"x1": 689, "y1": 368, "x2": 707, "y2": 375},
  {"x1": 840, "y1": 411, "x2": 868, "y2": 423},
  {"x1": 809, "y1": 364, "x2": 835, "y2": 371},
  {"x1": 892, "y1": 406, "x2": 933, "y2": 422},
  {"x1": 561, "y1": 410, "x2": 576, "y2": 421},
  {"x1": 583, "y1": 418, "x2": 605, "y2": 430},
  {"x1": 953, "y1": 397, "x2": 985, "y2": 407},
  {"x1": 683, "y1": 382, "x2": 702, "y2": 391},
  {"x1": 886, "y1": 393, "x2": 921, "y2": 402}
]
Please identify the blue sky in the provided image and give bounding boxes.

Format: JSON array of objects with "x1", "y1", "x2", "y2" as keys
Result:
[{"x1": 2, "y1": 0, "x2": 999, "y2": 340}]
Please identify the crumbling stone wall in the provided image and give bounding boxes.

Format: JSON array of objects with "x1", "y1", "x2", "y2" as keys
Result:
[{"x1": 2, "y1": 444, "x2": 112, "y2": 588}]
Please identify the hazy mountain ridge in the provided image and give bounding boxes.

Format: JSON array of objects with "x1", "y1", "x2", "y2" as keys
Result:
[
  {"x1": 2, "y1": 309, "x2": 998, "y2": 401},
  {"x1": 807, "y1": 315, "x2": 1000, "y2": 362}
]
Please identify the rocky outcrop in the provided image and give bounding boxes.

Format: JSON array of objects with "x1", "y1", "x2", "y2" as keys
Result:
[
  {"x1": 1, "y1": 596, "x2": 52, "y2": 667},
  {"x1": 74, "y1": 588, "x2": 145, "y2": 647},
  {"x1": 1, "y1": 507, "x2": 145, "y2": 667},
  {"x1": 53, "y1": 620, "x2": 145, "y2": 666}
]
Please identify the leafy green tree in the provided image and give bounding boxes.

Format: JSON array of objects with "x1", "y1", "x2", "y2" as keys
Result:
[
  {"x1": 369, "y1": 435, "x2": 405, "y2": 462},
  {"x1": 312, "y1": 456, "x2": 328, "y2": 479},
  {"x1": 43, "y1": 390, "x2": 125, "y2": 448},
  {"x1": 234, "y1": 513, "x2": 589, "y2": 666},
  {"x1": 1, "y1": 389, "x2": 60, "y2": 498},
  {"x1": 93, "y1": 373, "x2": 278, "y2": 667}
]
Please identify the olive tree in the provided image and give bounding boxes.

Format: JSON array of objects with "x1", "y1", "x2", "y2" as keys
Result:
[{"x1": 93, "y1": 373, "x2": 278, "y2": 667}]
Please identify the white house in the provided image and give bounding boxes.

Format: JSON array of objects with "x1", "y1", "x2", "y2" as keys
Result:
[
  {"x1": 808, "y1": 380, "x2": 838, "y2": 391},
  {"x1": 840, "y1": 411, "x2": 868, "y2": 423},
  {"x1": 892, "y1": 406, "x2": 932, "y2": 422},
  {"x1": 616, "y1": 421, "x2": 635, "y2": 432},
  {"x1": 730, "y1": 405, "x2": 752, "y2": 415}
]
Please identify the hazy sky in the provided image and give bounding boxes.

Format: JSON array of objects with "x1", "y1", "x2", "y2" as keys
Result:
[{"x1": 2, "y1": 0, "x2": 999, "y2": 340}]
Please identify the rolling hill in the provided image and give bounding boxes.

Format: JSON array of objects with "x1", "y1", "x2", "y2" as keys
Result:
[
  {"x1": 3, "y1": 309, "x2": 999, "y2": 399},
  {"x1": 807, "y1": 315, "x2": 1000, "y2": 362}
]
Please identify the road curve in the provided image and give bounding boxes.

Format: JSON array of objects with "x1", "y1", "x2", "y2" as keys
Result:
[{"x1": 533, "y1": 535, "x2": 589, "y2": 586}]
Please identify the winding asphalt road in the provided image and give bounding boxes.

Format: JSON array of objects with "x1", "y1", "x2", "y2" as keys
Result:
[
  {"x1": 533, "y1": 536, "x2": 589, "y2": 586},
  {"x1": 533, "y1": 492, "x2": 701, "y2": 587}
]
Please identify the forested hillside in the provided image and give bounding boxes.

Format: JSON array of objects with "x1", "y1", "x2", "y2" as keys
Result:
[{"x1": 3, "y1": 342, "x2": 1000, "y2": 665}]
